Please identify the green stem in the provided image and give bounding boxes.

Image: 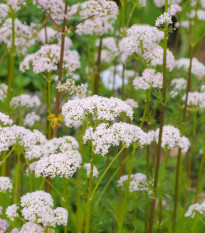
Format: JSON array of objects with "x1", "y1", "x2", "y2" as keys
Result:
[
  {"x1": 62, "y1": 177, "x2": 68, "y2": 233},
  {"x1": 47, "y1": 73, "x2": 52, "y2": 140},
  {"x1": 194, "y1": 149, "x2": 205, "y2": 203},
  {"x1": 91, "y1": 146, "x2": 126, "y2": 200},
  {"x1": 85, "y1": 150, "x2": 94, "y2": 233},
  {"x1": 147, "y1": 2, "x2": 168, "y2": 232},
  {"x1": 7, "y1": 13, "x2": 15, "y2": 102},
  {"x1": 25, "y1": 158, "x2": 32, "y2": 192},
  {"x1": 14, "y1": 152, "x2": 21, "y2": 203},
  {"x1": 0, "y1": 149, "x2": 14, "y2": 170},
  {"x1": 118, "y1": 146, "x2": 137, "y2": 233},
  {"x1": 140, "y1": 89, "x2": 151, "y2": 128}
]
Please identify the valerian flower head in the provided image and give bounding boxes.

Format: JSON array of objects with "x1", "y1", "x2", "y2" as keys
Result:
[
  {"x1": 185, "y1": 201, "x2": 205, "y2": 218},
  {"x1": 62, "y1": 95, "x2": 133, "y2": 128},
  {"x1": 10, "y1": 94, "x2": 40, "y2": 109},
  {"x1": 20, "y1": 45, "x2": 80, "y2": 76},
  {"x1": 133, "y1": 69, "x2": 163, "y2": 90},
  {"x1": 0, "y1": 112, "x2": 13, "y2": 126},
  {"x1": 83, "y1": 163, "x2": 99, "y2": 178},
  {"x1": 6, "y1": 205, "x2": 19, "y2": 221},
  {"x1": 0, "y1": 177, "x2": 12, "y2": 193}
]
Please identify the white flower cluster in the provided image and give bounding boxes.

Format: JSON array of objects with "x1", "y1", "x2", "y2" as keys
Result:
[
  {"x1": 119, "y1": 25, "x2": 164, "y2": 63},
  {"x1": 25, "y1": 135, "x2": 79, "y2": 160},
  {"x1": 10, "y1": 94, "x2": 40, "y2": 109},
  {"x1": 69, "y1": 0, "x2": 118, "y2": 35},
  {"x1": 35, "y1": 151, "x2": 82, "y2": 179},
  {"x1": 133, "y1": 69, "x2": 163, "y2": 90},
  {"x1": 153, "y1": 0, "x2": 182, "y2": 8},
  {"x1": 118, "y1": 173, "x2": 151, "y2": 193},
  {"x1": 171, "y1": 78, "x2": 187, "y2": 91},
  {"x1": 6, "y1": 205, "x2": 19, "y2": 221},
  {"x1": 183, "y1": 92, "x2": 205, "y2": 109},
  {"x1": 0, "y1": 125, "x2": 46, "y2": 154},
  {"x1": 100, "y1": 64, "x2": 135, "y2": 90},
  {"x1": 155, "y1": 13, "x2": 173, "y2": 27},
  {"x1": 0, "y1": 112, "x2": 13, "y2": 126},
  {"x1": 0, "y1": 4, "x2": 9, "y2": 23},
  {"x1": 34, "y1": 0, "x2": 65, "y2": 23},
  {"x1": 171, "y1": 78, "x2": 187, "y2": 97},
  {"x1": 21, "y1": 191, "x2": 68, "y2": 227},
  {"x1": 0, "y1": 19, "x2": 36, "y2": 55},
  {"x1": 143, "y1": 44, "x2": 175, "y2": 71},
  {"x1": 0, "y1": 217, "x2": 9, "y2": 233},
  {"x1": 154, "y1": 125, "x2": 190, "y2": 152},
  {"x1": 185, "y1": 201, "x2": 205, "y2": 218},
  {"x1": 20, "y1": 45, "x2": 80, "y2": 76},
  {"x1": 175, "y1": 58, "x2": 205, "y2": 78},
  {"x1": 57, "y1": 79, "x2": 86, "y2": 98},
  {"x1": 19, "y1": 222, "x2": 44, "y2": 233},
  {"x1": 0, "y1": 177, "x2": 13, "y2": 193},
  {"x1": 169, "y1": 4, "x2": 182, "y2": 15},
  {"x1": 7, "y1": 0, "x2": 26, "y2": 11},
  {"x1": 0, "y1": 84, "x2": 8, "y2": 102},
  {"x1": 83, "y1": 163, "x2": 99, "y2": 178},
  {"x1": 125, "y1": 99, "x2": 139, "y2": 109},
  {"x1": 62, "y1": 95, "x2": 133, "y2": 128},
  {"x1": 24, "y1": 112, "x2": 40, "y2": 127},
  {"x1": 84, "y1": 123, "x2": 154, "y2": 156}
]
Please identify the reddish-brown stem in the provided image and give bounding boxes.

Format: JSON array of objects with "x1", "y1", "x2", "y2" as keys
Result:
[
  {"x1": 94, "y1": 35, "x2": 103, "y2": 94},
  {"x1": 52, "y1": 0, "x2": 68, "y2": 138}
]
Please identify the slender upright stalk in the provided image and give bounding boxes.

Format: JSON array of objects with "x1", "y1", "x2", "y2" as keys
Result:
[
  {"x1": 62, "y1": 177, "x2": 68, "y2": 233},
  {"x1": 47, "y1": 73, "x2": 52, "y2": 139},
  {"x1": 14, "y1": 152, "x2": 21, "y2": 203},
  {"x1": 85, "y1": 150, "x2": 94, "y2": 233},
  {"x1": 118, "y1": 146, "x2": 137, "y2": 233},
  {"x1": 148, "y1": 2, "x2": 168, "y2": 232},
  {"x1": 194, "y1": 149, "x2": 205, "y2": 202},
  {"x1": 7, "y1": 12, "x2": 16, "y2": 102},
  {"x1": 52, "y1": 0, "x2": 68, "y2": 138},
  {"x1": 94, "y1": 35, "x2": 103, "y2": 94}
]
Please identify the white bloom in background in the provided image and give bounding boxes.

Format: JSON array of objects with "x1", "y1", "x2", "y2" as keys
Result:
[
  {"x1": 125, "y1": 99, "x2": 139, "y2": 108},
  {"x1": 0, "y1": 84, "x2": 8, "y2": 102},
  {"x1": 169, "y1": 4, "x2": 182, "y2": 15},
  {"x1": 185, "y1": 201, "x2": 205, "y2": 218},
  {"x1": 26, "y1": 161, "x2": 38, "y2": 175},
  {"x1": 11, "y1": 228, "x2": 19, "y2": 233},
  {"x1": 183, "y1": 92, "x2": 205, "y2": 109},
  {"x1": 175, "y1": 58, "x2": 205, "y2": 78},
  {"x1": 83, "y1": 163, "x2": 99, "y2": 178},
  {"x1": 35, "y1": 151, "x2": 82, "y2": 179},
  {"x1": 119, "y1": 25, "x2": 164, "y2": 63},
  {"x1": 34, "y1": 0, "x2": 65, "y2": 23},
  {"x1": 0, "y1": 217, "x2": 9, "y2": 233},
  {"x1": 24, "y1": 112, "x2": 40, "y2": 127},
  {"x1": 200, "y1": 85, "x2": 205, "y2": 92},
  {"x1": 54, "y1": 207, "x2": 68, "y2": 226},
  {"x1": 175, "y1": 21, "x2": 192, "y2": 28},
  {"x1": 6, "y1": 204, "x2": 19, "y2": 221},
  {"x1": 118, "y1": 173, "x2": 151, "y2": 193},
  {"x1": 7, "y1": 0, "x2": 26, "y2": 11},
  {"x1": 10, "y1": 94, "x2": 40, "y2": 109},
  {"x1": 143, "y1": 44, "x2": 175, "y2": 71},
  {"x1": 100, "y1": 64, "x2": 135, "y2": 90},
  {"x1": 154, "y1": 125, "x2": 190, "y2": 152},
  {"x1": 0, "y1": 4, "x2": 9, "y2": 23},
  {"x1": 25, "y1": 135, "x2": 79, "y2": 160},
  {"x1": 0, "y1": 177, "x2": 12, "y2": 193},
  {"x1": 20, "y1": 45, "x2": 80, "y2": 76},
  {"x1": 133, "y1": 69, "x2": 163, "y2": 90},
  {"x1": 62, "y1": 95, "x2": 133, "y2": 128},
  {"x1": 19, "y1": 222, "x2": 44, "y2": 233},
  {"x1": 57, "y1": 79, "x2": 86, "y2": 98},
  {"x1": 0, "y1": 19, "x2": 36, "y2": 55},
  {"x1": 84, "y1": 123, "x2": 153, "y2": 156},
  {"x1": 171, "y1": 78, "x2": 187, "y2": 91},
  {"x1": 155, "y1": 13, "x2": 173, "y2": 27},
  {"x1": 153, "y1": 0, "x2": 182, "y2": 8},
  {"x1": 0, "y1": 112, "x2": 13, "y2": 126}
]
